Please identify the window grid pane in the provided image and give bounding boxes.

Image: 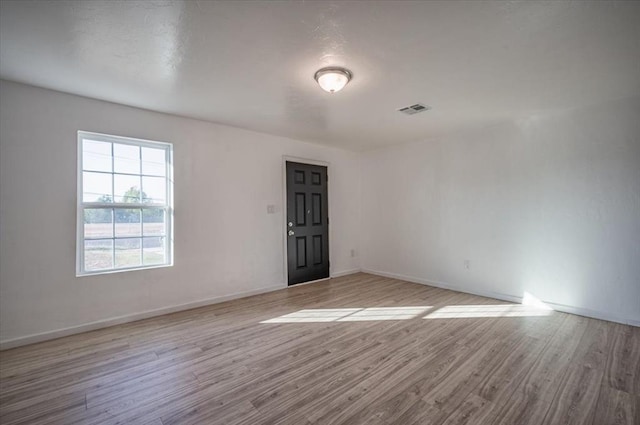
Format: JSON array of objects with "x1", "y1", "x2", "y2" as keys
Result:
[
  {"x1": 115, "y1": 238, "x2": 142, "y2": 269},
  {"x1": 83, "y1": 140, "x2": 112, "y2": 172},
  {"x1": 78, "y1": 132, "x2": 172, "y2": 275},
  {"x1": 143, "y1": 209, "x2": 165, "y2": 236},
  {"x1": 113, "y1": 144, "x2": 141, "y2": 174},
  {"x1": 84, "y1": 208, "x2": 114, "y2": 239},
  {"x1": 115, "y1": 208, "x2": 142, "y2": 237},
  {"x1": 142, "y1": 147, "x2": 167, "y2": 176},
  {"x1": 114, "y1": 174, "x2": 142, "y2": 203},
  {"x1": 83, "y1": 171, "x2": 113, "y2": 203},
  {"x1": 143, "y1": 236, "x2": 166, "y2": 266},
  {"x1": 85, "y1": 239, "x2": 114, "y2": 271}
]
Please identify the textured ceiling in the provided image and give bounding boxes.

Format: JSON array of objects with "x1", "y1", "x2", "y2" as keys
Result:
[{"x1": 1, "y1": 0, "x2": 639, "y2": 151}]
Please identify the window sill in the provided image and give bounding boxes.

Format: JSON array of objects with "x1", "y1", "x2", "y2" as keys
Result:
[{"x1": 76, "y1": 262, "x2": 173, "y2": 277}]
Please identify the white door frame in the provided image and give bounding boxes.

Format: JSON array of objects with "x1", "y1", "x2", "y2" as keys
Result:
[{"x1": 282, "y1": 155, "x2": 331, "y2": 286}]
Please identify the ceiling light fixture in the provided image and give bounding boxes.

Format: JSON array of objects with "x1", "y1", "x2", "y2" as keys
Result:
[{"x1": 314, "y1": 67, "x2": 352, "y2": 94}]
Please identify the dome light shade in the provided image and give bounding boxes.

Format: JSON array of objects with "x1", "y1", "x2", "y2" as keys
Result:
[{"x1": 314, "y1": 67, "x2": 352, "y2": 93}]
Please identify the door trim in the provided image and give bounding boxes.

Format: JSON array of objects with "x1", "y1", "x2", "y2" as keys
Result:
[{"x1": 282, "y1": 156, "x2": 331, "y2": 286}]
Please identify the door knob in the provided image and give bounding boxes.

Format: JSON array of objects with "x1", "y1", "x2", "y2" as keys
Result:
[{"x1": 288, "y1": 230, "x2": 295, "y2": 236}]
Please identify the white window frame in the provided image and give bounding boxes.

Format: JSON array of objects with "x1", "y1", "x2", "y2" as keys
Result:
[{"x1": 76, "y1": 131, "x2": 174, "y2": 276}]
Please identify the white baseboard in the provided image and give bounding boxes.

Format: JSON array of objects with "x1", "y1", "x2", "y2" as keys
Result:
[
  {"x1": 362, "y1": 268, "x2": 638, "y2": 327},
  {"x1": 1, "y1": 270, "x2": 362, "y2": 350},
  {"x1": 3, "y1": 267, "x2": 635, "y2": 350},
  {"x1": 331, "y1": 268, "x2": 361, "y2": 278},
  {"x1": 0, "y1": 283, "x2": 285, "y2": 350}
]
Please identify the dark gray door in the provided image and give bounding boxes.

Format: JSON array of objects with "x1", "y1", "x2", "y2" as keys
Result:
[{"x1": 286, "y1": 161, "x2": 329, "y2": 285}]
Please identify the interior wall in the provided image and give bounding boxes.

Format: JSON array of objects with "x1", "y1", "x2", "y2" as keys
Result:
[
  {"x1": 361, "y1": 96, "x2": 640, "y2": 325},
  {"x1": 0, "y1": 80, "x2": 361, "y2": 345},
  {"x1": 2, "y1": 79, "x2": 638, "y2": 347}
]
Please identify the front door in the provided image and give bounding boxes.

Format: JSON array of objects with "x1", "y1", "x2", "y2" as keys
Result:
[{"x1": 286, "y1": 161, "x2": 329, "y2": 285}]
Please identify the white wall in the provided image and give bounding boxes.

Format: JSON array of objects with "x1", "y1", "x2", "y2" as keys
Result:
[
  {"x1": 0, "y1": 80, "x2": 361, "y2": 345},
  {"x1": 361, "y1": 96, "x2": 640, "y2": 325}
]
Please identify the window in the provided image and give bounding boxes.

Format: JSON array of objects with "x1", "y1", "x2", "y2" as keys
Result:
[{"x1": 77, "y1": 131, "x2": 173, "y2": 275}]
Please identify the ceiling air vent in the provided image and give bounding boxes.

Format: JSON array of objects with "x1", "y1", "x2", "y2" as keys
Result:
[{"x1": 398, "y1": 103, "x2": 431, "y2": 115}]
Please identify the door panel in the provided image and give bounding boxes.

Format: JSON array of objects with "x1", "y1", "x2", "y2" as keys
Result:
[
  {"x1": 295, "y1": 193, "x2": 306, "y2": 226},
  {"x1": 312, "y1": 235, "x2": 323, "y2": 265},
  {"x1": 311, "y1": 193, "x2": 322, "y2": 225},
  {"x1": 286, "y1": 161, "x2": 329, "y2": 285},
  {"x1": 296, "y1": 237, "x2": 307, "y2": 268}
]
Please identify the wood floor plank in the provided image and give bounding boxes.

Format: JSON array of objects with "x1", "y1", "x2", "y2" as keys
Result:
[
  {"x1": 440, "y1": 394, "x2": 495, "y2": 425},
  {"x1": 541, "y1": 317, "x2": 626, "y2": 425},
  {"x1": 300, "y1": 317, "x2": 504, "y2": 424},
  {"x1": 605, "y1": 323, "x2": 640, "y2": 395},
  {"x1": 0, "y1": 272, "x2": 637, "y2": 425},
  {"x1": 592, "y1": 383, "x2": 637, "y2": 425},
  {"x1": 541, "y1": 362, "x2": 604, "y2": 425}
]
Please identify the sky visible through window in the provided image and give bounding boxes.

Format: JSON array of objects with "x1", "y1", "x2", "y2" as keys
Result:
[{"x1": 82, "y1": 139, "x2": 167, "y2": 203}]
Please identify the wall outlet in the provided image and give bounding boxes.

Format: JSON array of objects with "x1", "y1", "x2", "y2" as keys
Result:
[
  {"x1": 351, "y1": 249, "x2": 357, "y2": 257},
  {"x1": 464, "y1": 260, "x2": 470, "y2": 270},
  {"x1": 266, "y1": 204, "x2": 276, "y2": 214}
]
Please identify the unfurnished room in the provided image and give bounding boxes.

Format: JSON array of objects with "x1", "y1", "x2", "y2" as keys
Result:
[{"x1": 0, "y1": 1, "x2": 639, "y2": 424}]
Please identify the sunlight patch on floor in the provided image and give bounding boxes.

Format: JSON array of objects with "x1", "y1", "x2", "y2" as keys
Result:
[
  {"x1": 260, "y1": 306, "x2": 433, "y2": 323},
  {"x1": 423, "y1": 304, "x2": 553, "y2": 319}
]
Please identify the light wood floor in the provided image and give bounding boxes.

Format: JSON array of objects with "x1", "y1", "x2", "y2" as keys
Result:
[{"x1": 0, "y1": 273, "x2": 638, "y2": 425}]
